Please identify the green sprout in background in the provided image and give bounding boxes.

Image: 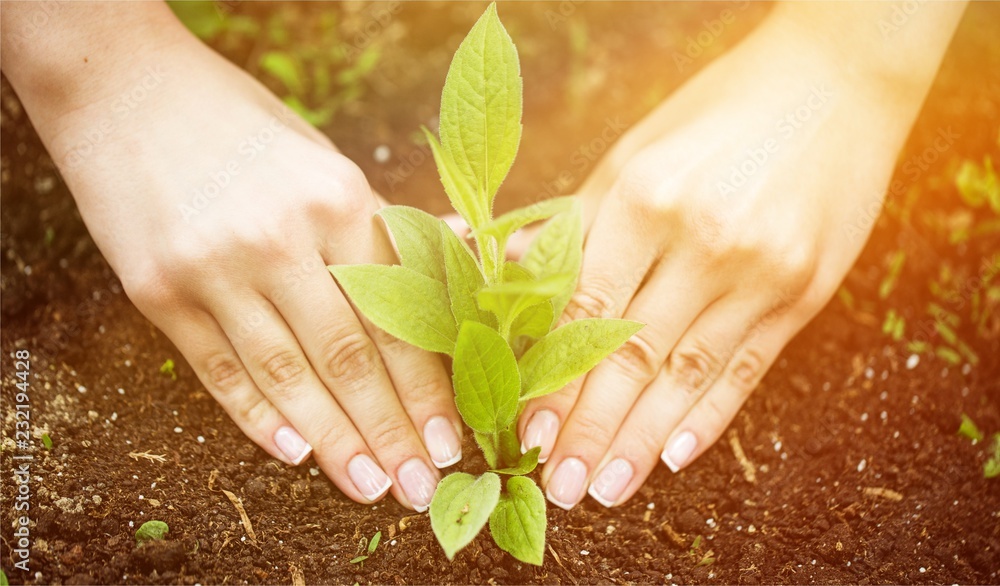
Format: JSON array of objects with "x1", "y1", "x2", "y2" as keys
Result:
[
  {"x1": 135, "y1": 520, "x2": 169, "y2": 544},
  {"x1": 330, "y1": 4, "x2": 641, "y2": 565}
]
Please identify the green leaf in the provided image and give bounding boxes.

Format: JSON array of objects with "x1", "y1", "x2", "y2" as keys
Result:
[
  {"x1": 491, "y1": 447, "x2": 540, "y2": 476},
  {"x1": 475, "y1": 431, "x2": 499, "y2": 468},
  {"x1": 430, "y1": 472, "x2": 502, "y2": 560},
  {"x1": 985, "y1": 434, "x2": 1000, "y2": 479},
  {"x1": 135, "y1": 520, "x2": 169, "y2": 544},
  {"x1": 260, "y1": 50, "x2": 305, "y2": 96},
  {"x1": 958, "y1": 413, "x2": 984, "y2": 442},
  {"x1": 489, "y1": 476, "x2": 546, "y2": 566},
  {"x1": 368, "y1": 530, "x2": 382, "y2": 554},
  {"x1": 441, "y1": 223, "x2": 495, "y2": 328},
  {"x1": 509, "y1": 301, "x2": 554, "y2": 342},
  {"x1": 478, "y1": 274, "x2": 575, "y2": 335},
  {"x1": 349, "y1": 555, "x2": 368, "y2": 564},
  {"x1": 519, "y1": 318, "x2": 644, "y2": 400},
  {"x1": 1, "y1": 568, "x2": 8, "y2": 586},
  {"x1": 476, "y1": 196, "x2": 575, "y2": 244},
  {"x1": 439, "y1": 2, "x2": 522, "y2": 211},
  {"x1": 377, "y1": 206, "x2": 447, "y2": 283},
  {"x1": 522, "y1": 205, "x2": 583, "y2": 322},
  {"x1": 452, "y1": 322, "x2": 521, "y2": 435},
  {"x1": 330, "y1": 264, "x2": 457, "y2": 355},
  {"x1": 41, "y1": 433, "x2": 53, "y2": 450},
  {"x1": 498, "y1": 425, "x2": 522, "y2": 468},
  {"x1": 424, "y1": 128, "x2": 486, "y2": 229}
]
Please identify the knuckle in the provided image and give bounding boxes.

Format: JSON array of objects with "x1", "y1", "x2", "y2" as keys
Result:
[
  {"x1": 258, "y1": 346, "x2": 309, "y2": 393},
  {"x1": 323, "y1": 157, "x2": 375, "y2": 218},
  {"x1": 606, "y1": 333, "x2": 661, "y2": 381},
  {"x1": 203, "y1": 352, "x2": 246, "y2": 395},
  {"x1": 367, "y1": 415, "x2": 414, "y2": 456},
  {"x1": 568, "y1": 409, "x2": 617, "y2": 450},
  {"x1": 564, "y1": 280, "x2": 621, "y2": 321},
  {"x1": 237, "y1": 395, "x2": 272, "y2": 428},
  {"x1": 122, "y1": 265, "x2": 177, "y2": 310},
  {"x1": 310, "y1": 419, "x2": 349, "y2": 457},
  {"x1": 727, "y1": 347, "x2": 768, "y2": 392},
  {"x1": 668, "y1": 341, "x2": 724, "y2": 398},
  {"x1": 320, "y1": 330, "x2": 381, "y2": 390}
]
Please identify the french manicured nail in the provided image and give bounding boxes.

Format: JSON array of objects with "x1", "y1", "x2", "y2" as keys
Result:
[
  {"x1": 347, "y1": 454, "x2": 392, "y2": 502},
  {"x1": 521, "y1": 409, "x2": 559, "y2": 463},
  {"x1": 424, "y1": 416, "x2": 462, "y2": 468},
  {"x1": 546, "y1": 457, "x2": 588, "y2": 510},
  {"x1": 662, "y1": 430, "x2": 697, "y2": 473},
  {"x1": 274, "y1": 426, "x2": 312, "y2": 465},
  {"x1": 397, "y1": 458, "x2": 438, "y2": 513},
  {"x1": 587, "y1": 458, "x2": 634, "y2": 508}
]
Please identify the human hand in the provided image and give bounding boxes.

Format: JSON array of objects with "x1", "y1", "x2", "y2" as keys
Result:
[
  {"x1": 517, "y1": 4, "x2": 965, "y2": 509},
  {"x1": 2, "y1": 3, "x2": 461, "y2": 511}
]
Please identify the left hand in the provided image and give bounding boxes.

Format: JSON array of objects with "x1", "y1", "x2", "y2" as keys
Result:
[{"x1": 517, "y1": 11, "x2": 936, "y2": 509}]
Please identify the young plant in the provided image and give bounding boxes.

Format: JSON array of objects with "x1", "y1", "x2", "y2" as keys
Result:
[{"x1": 329, "y1": 4, "x2": 642, "y2": 565}]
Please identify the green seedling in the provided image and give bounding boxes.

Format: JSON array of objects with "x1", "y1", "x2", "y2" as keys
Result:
[
  {"x1": 135, "y1": 520, "x2": 169, "y2": 544},
  {"x1": 351, "y1": 530, "x2": 383, "y2": 565},
  {"x1": 1, "y1": 568, "x2": 8, "y2": 586},
  {"x1": 41, "y1": 433, "x2": 53, "y2": 450},
  {"x1": 159, "y1": 359, "x2": 177, "y2": 381},
  {"x1": 958, "y1": 413, "x2": 984, "y2": 442},
  {"x1": 984, "y1": 433, "x2": 1000, "y2": 479},
  {"x1": 329, "y1": 4, "x2": 641, "y2": 566}
]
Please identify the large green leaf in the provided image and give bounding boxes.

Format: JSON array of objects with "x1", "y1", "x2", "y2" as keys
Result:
[
  {"x1": 522, "y1": 204, "x2": 583, "y2": 322},
  {"x1": 439, "y1": 2, "x2": 522, "y2": 212},
  {"x1": 476, "y1": 196, "x2": 575, "y2": 246},
  {"x1": 441, "y1": 223, "x2": 495, "y2": 328},
  {"x1": 430, "y1": 472, "x2": 502, "y2": 560},
  {"x1": 452, "y1": 322, "x2": 521, "y2": 436},
  {"x1": 423, "y1": 128, "x2": 487, "y2": 229},
  {"x1": 329, "y1": 264, "x2": 457, "y2": 355},
  {"x1": 489, "y1": 476, "x2": 546, "y2": 566},
  {"x1": 377, "y1": 206, "x2": 447, "y2": 283},
  {"x1": 519, "y1": 318, "x2": 643, "y2": 400}
]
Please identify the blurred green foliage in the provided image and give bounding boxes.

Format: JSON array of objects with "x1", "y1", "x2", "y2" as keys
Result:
[{"x1": 167, "y1": 1, "x2": 383, "y2": 127}]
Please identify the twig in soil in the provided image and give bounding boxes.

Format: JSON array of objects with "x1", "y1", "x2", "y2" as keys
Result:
[
  {"x1": 128, "y1": 451, "x2": 167, "y2": 463},
  {"x1": 659, "y1": 522, "x2": 687, "y2": 549},
  {"x1": 727, "y1": 430, "x2": 758, "y2": 484},
  {"x1": 546, "y1": 544, "x2": 577, "y2": 585},
  {"x1": 221, "y1": 489, "x2": 259, "y2": 545},
  {"x1": 289, "y1": 564, "x2": 305, "y2": 586},
  {"x1": 863, "y1": 487, "x2": 904, "y2": 502}
]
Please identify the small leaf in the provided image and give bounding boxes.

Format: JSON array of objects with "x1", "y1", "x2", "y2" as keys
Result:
[
  {"x1": 489, "y1": 476, "x2": 546, "y2": 565},
  {"x1": 349, "y1": 555, "x2": 368, "y2": 564},
  {"x1": 41, "y1": 433, "x2": 53, "y2": 450},
  {"x1": 476, "y1": 196, "x2": 575, "y2": 245},
  {"x1": 509, "y1": 301, "x2": 554, "y2": 341},
  {"x1": 330, "y1": 264, "x2": 457, "y2": 355},
  {"x1": 491, "y1": 447, "x2": 540, "y2": 475},
  {"x1": 424, "y1": 128, "x2": 487, "y2": 230},
  {"x1": 377, "y1": 206, "x2": 447, "y2": 283},
  {"x1": 498, "y1": 425, "x2": 522, "y2": 468},
  {"x1": 260, "y1": 50, "x2": 305, "y2": 95},
  {"x1": 475, "y1": 431, "x2": 499, "y2": 468},
  {"x1": 522, "y1": 205, "x2": 583, "y2": 322},
  {"x1": 439, "y1": 2, "x2": 522, "y2": 212},
  {"x1": 368, "y1": 530, "x2": 382, "y2": 554},
  {"x1": 135, "y1": 520, "x2": 169, "y2": 544},
  {"x1": 159, "y1": 359, "x2": 177, "y2": 380},
  {"x1": 453, "y1": 322, "x2": 521, "y2": 435},
  {"x1": 441, "y1": 223, "x2": 495, "y2": 328},
  {"x1": 958, "y1": 413, "x2": 984, "y2": 442},
  {"x1": 519, "y1": 319, "x2": 643, "y2": 400},
  {"x1": 430, "y1": 472, "x2": 502, "y2": 560},
  {"x1": 985, "y1": 433, "x2": 1000, "y2": 479},
  {"x1": 478, "y1": 274, "x2": 575, "y2": 335}
]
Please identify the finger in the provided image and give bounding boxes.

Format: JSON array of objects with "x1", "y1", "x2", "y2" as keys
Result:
[
  {"x1": 215, "y1": 295, "x2": 396, "y2": 506},
  {"x1": 538, "y1": 258, "x2": 724, "y2": 508},
  {"x1": 518, "y1": 196, "x2": 659, "y2": 462},
  {"x1": 156, "y1": 310, "x2": 311, "y2": 465},
  {"x1": 266, "y1": 260, "x2": 442, "y2": 512},
  {"x1": 584, "y1": 291, "x2": 785, "y2": 508}
]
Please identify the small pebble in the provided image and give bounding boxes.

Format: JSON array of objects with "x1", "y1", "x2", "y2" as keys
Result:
[
  {"x1": 774, "y1": 441, "x2": 782, "y2": 452},
  {"x1": 919, "y1": 567, "x2": 926, "y2": 573},
  {"x1": 861, "y1": 412, "x2": 869, "y2": 422},
  {"x1": 77, "y1": 385, "x2": 87, "y2": 394},
  {"x1": 864, "y1": 367, "x2": 874, "y2": 379},
  {"x1": 858, "y1": 459, "x2": 867, "y2": 472},
  {"x1": 174, "y1": 427, "x2": 183, "y2": 433},
  {"x1": 309, "y1": 467, "x2": 320, "y2": 477},
  {"x1": 906, "y1": 354, "x2": 920, "y2": 369},
  {"x1": 373, "y1": 145, "x2": 391, "y2": 163},
  {"x1": 117, "y1": 388, "x2": 125, "y2": 395},
  {"x1": 646, "y1": 502, "x2": 655, "y2": 510},
  {"x1": 961, "y1": 363, "x2": 971, "y2": 375},
  {"x1": 197, "y1": 436, "x2": 206, "y2": 444},
  {"x1": 880, "y1": 411, "x2": 888, "y2": 421}
]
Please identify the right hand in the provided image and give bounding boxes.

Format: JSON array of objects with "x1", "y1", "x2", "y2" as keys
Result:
[{"x1": 6, "y1": 5, "x2": 462, "y2": 511}]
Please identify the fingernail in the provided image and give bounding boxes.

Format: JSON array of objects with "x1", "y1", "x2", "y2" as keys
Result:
[
  {"x1": 587, "y1": 458, "x2": 634, "y2": 508},
  {"x1": 424, "y1": 416, "x2": 462, "y2": 468},
  {"x1": 274, "y1": 426, "x2": 312, "y2": 465},
  {"x1": 662, "y1": 431, "x2": 697, "y2": 473},
  {"x1": 397, "y1": 458, "x2": 438, "y2": 513},
  {"x1": 521, "y1": 410, "x2": 559, "y2": 464},
  {"x1": 347, "y1": 454, "x2": 392, "y2": 502},
  {"x1": 546, "y1": 457, "x2": 588, "y2": 510}
]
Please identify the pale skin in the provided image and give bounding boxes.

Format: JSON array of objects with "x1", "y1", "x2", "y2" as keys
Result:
[{"x1": 1, "y1": 2, "x2": 966, "y2": 512}]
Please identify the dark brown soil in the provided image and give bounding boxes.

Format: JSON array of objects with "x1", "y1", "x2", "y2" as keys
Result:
[{"x1": 2, "y1": 3, "x2": 999, "y2": 585}]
